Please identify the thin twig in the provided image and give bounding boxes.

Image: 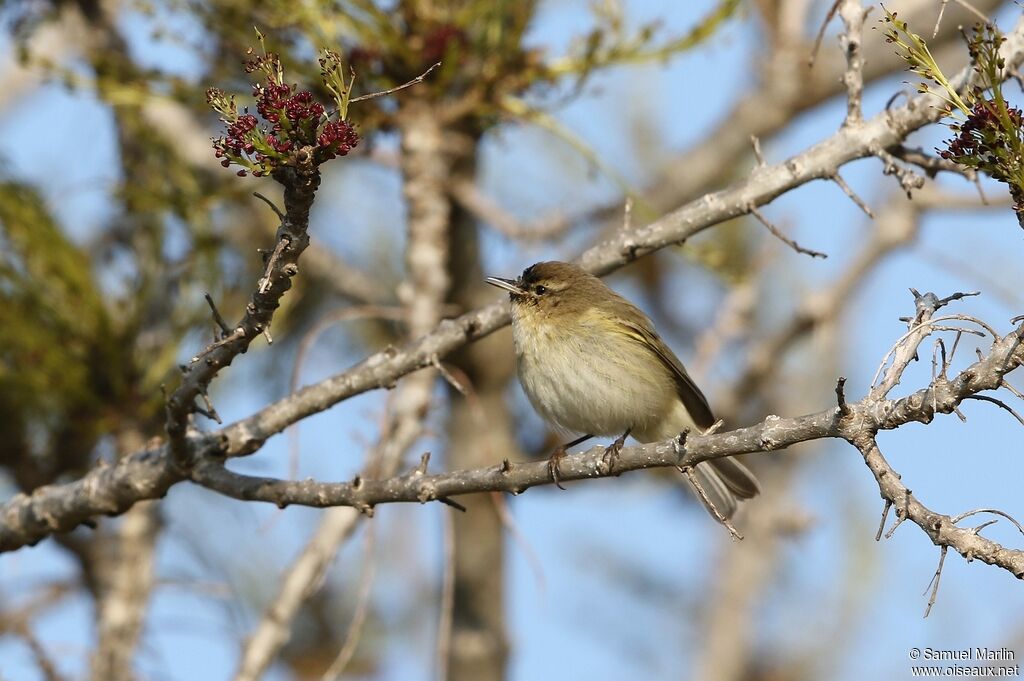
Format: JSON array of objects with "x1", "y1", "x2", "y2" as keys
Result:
[
  {"x1": 922, "y1": 545, "x2": 948, "y2": 617},
  {"x1": 871, "y1": 314, "x2": 986, "y2": 393},
  {"x1": 449, "y1": 179, "x2": 574, "y2": 241},
  {"x1": 435, "y1": 506, "x2": 456, "y2": 681},
  {"x1": 809, "y1": 0, "x2": 843, "y2": 67},
  {"x1": 432, "y1": 355, "x2": 470, "y2": 397},
  {"x1": 490, "y1": 492, "x2": 546, "y2": 594},
  {"x1": 320, "y1": 526, "x2": 377, "y2": 681},
  {"x1": 875, "y1": 499, "x2": 893, "y2": 541},
  {"x1": 951, "y1": 0, "x2": 992, "y2": 25},
  {"x1": 677, "y1": 466, "x2": 744, "y2": 540},
  {"x1": 350, "y1": 62, "x2": 441, "y2": 103},
  {"x1": 253, "y1": 191, "x2": 285, "y2": 220},
  {"x1": 831, "y1": 172, "x2": 874, "y2": 217},
  {"x1": 951, "y1": 508, "x2": 1024, "y2": 537},
  {"x1": 933, "y1": 0, "x2": 949, "y2": 38},
  {"x1": 199, "y1": 390, "x2": 222, "y2": 424},
  {"x1": 288, "y1": 306, "x2": 407, "y2": 478},
  {"x1": 964, "y1": 394, "x2": 1024, "y2": 426},
  {"x1": 885, "y1": 508, "x2": 907, "y2": 539},
  {"x1": 748, "y1": 205, "x2": 827, "y2": 258}
]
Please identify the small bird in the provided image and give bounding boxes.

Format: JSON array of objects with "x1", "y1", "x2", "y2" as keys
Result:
[{"x1": 486, "y1": 261, "x2": 759, "y2": 520}]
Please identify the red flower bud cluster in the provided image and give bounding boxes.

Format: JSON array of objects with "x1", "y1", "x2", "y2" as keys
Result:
[
  {"x1": 940, "y1": 99, "x2": 1024, "y2": 184},
  {"x1": 317, "y1": 120, "x2": 359, "y2": 160},
  {"x1": 210, "y1": 50, "x2": 359, "y2": 177}
]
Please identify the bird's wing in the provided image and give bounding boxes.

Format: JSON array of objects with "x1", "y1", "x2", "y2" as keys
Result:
[{"x1": 618, "y1": 317, "x2": 716, "y2": 430}]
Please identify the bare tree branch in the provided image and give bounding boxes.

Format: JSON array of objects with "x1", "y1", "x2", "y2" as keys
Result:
[
  {"x1": 3, "y1": 15, "x2": 1024, "y2": 553},
  {"x1": 186, "y1": 309, "x2": 1024, "y2": 587},
  {"x1": 165, "y1": 152, "x2": 322, "y2": 470}
]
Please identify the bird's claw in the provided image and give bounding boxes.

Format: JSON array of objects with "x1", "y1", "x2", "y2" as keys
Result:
[
  {"x1": 548, "y1": 447, "x2": 568, "y2": 490},
  {"x1": 600, "y1": 429, "x2": 630, "y2": 475}
]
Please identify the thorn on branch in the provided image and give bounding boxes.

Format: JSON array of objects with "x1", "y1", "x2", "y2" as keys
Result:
[
  {"x1": 198, "y1": 389, "x2": 222, "y2": 424},
  {"x1": 438, "y1": 497, "x2": 467, "y2": 512},
  {"x1": 748, "y1": 205, "x2": 828, "y2": 258},
  {"x1": 835, "y1": 376, "x2": 850, "y2": 416},
  {"x1": 204, "y1": 293, "x2": 231, "y2": 338},
  {"x1": 415, "y1": 452, "x2": 431, "y2": 476},
  {"x1": 972, "y1": 519, "x2": 1000, "y2": 534}
]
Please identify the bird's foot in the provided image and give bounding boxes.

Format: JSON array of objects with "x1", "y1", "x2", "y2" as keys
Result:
[
  {"x1": 548, "y1": 446, "x2": 568, "y2": 490},
  {"x1": 546, "y1": 433, "x2": 594, "y2": 490},
  {"x1": 600, "y1": 429, "x2": 631, "y2": 475}
]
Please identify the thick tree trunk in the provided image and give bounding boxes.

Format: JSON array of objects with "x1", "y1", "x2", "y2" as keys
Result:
[{"x1": 443, "y1": 161, "x2": 516, "y2": 681}]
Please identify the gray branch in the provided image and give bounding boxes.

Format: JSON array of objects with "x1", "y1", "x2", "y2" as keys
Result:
[
  {"x1": 189, "y1": 318, "x2": 1021, "y2": 506},
  {"x1": 165, "y1": 150, "x2": 322, "y2": 469},
  {"x1": 191, "y1": 312, "x2": 1024, "y2": 581}
]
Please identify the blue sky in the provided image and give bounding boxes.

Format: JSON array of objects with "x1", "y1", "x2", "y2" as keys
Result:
[{"x1": 2, "y1": 1, "x2": 1024, "y2": 680}]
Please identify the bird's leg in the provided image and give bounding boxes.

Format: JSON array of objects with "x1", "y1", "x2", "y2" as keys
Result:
[
  {"x1": 601, "y1": 428, "x2": 631, "y2": 475},
  {"x1": 548, "y1": 433, "x2": 593, "y2": 490}
]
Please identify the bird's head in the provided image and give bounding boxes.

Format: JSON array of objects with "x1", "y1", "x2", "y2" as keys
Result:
[{"x1": 485, "y1": 261, "x2": 604, "y2": 319}]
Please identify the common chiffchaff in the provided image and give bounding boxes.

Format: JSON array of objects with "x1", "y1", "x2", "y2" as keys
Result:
[{"x1": 486, "y1": 261, "x2": 759, "y2": 520}]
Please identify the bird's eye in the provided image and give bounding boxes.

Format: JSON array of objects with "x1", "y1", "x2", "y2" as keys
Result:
[{"x1": 534, "y1": 285, "x2": 547, "y2": 295}]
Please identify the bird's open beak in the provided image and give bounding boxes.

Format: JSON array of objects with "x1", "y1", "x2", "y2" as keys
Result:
[{"x1": 485, "y1": 276, "x2": 525, "y2": 296}]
